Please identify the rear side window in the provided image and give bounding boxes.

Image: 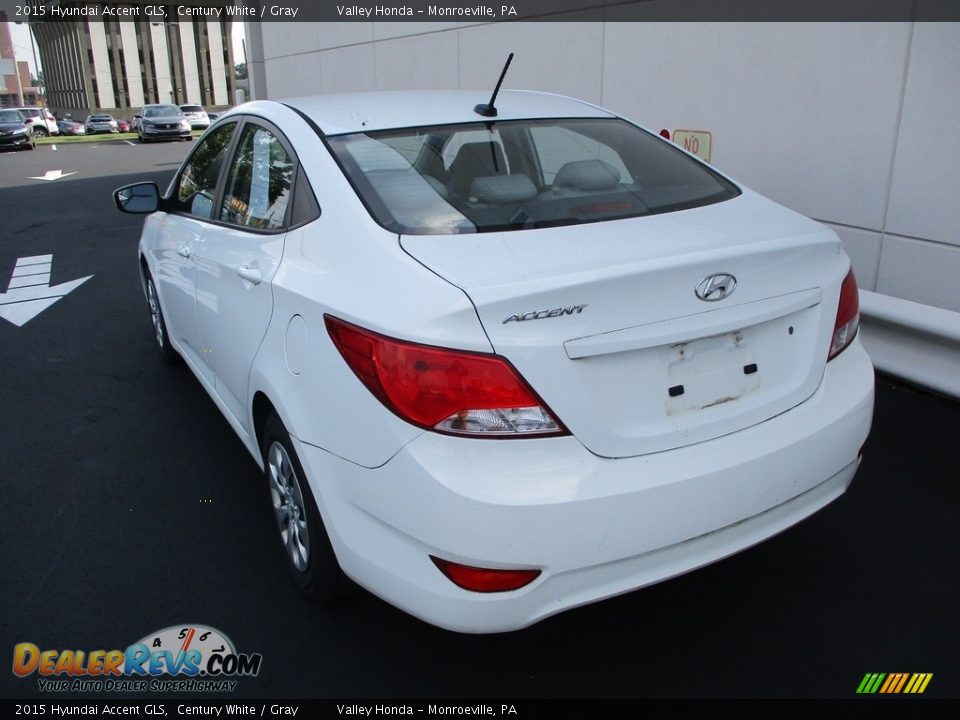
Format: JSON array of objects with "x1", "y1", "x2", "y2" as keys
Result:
[
  {"x1": 172, "y1": 121, "x2": 237, "y2": 219},
  {"x1": 328, "y1": 118, "x2": 740, "y2": 235},
  {"x1": 219, "y1": 124, "x2": 294, "y2": 231}
]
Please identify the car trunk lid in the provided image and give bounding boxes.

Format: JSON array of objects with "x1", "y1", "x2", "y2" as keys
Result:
[{"x1": 400, "y1": 191, "x2": 848, "y2": 457}]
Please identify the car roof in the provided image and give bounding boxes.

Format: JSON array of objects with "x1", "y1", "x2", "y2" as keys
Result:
[{"x1": 279, "y1": 90, "x2": 615, "y2": 136}]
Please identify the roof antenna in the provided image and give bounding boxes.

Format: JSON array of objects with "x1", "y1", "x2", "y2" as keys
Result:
[{"x1": 474, "y1": 52, "x2": 514, "y2": 118}]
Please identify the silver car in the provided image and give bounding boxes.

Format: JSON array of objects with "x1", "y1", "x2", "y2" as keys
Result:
[
  {"x1": 137, "y1": 104, "x2": 193, "y2": 143},
  {"x1": 85, "y1": 114, "x2": 119, "y2": 134},
  {"x1": 180, "y1": 104, "x2": 210, "y2": 130}
]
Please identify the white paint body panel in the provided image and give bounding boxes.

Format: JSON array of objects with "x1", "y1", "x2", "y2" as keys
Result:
[
  {"x1": 401, "y1": 191, "x2": 848, "y2": 457},
  {"x1": 296, "y1": 340, "x2": 873, "y2": 633},
  {"x1": 137, "y1": 92, "x2": 875, "y2": 632}
]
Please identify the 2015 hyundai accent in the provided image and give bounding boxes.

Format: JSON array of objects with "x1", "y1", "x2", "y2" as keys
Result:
[{"x1": 114, "y1": 90, "x2": 874, "y2": 633}]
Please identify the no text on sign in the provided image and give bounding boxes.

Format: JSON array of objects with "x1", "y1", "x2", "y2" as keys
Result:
[{"x1": 672, "y1": 129, "x2": 713, "y2": 163}]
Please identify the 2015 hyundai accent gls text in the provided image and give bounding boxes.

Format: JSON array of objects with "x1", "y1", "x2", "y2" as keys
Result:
[{"x1": 114, "y1": 90, "x2": 874, "y2": 633}]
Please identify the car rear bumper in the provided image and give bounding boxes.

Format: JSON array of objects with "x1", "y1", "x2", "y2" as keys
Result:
[{"x1": 293, "y1": 339, "x2": 874, "y2": 633}]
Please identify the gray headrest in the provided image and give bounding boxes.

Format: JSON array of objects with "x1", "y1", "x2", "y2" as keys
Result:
[
  {"x1": 470, "y1": 174, "x2": 537, "y2": 204},
  {"x1": 554, "y1": 159, "x2": 621, "y2": 191}
]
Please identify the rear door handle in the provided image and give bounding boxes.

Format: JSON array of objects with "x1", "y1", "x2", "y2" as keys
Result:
[
  {"x1": 237, "y1": 265, "x2": 263, "y2": 285},
  {"x1": 177, "y1": 244, "x2": 191, "y2": 259}
]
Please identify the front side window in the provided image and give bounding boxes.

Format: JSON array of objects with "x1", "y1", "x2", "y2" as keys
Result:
[
  {"x1": 219, "y1": 124, "x2": 294, "y2": 231},
  {"x1": 172, "y1": 121, "x2": 237, "y2": 219},
  {"x1": 327, "y1": 118, "x2": 740, "y2": 235}
]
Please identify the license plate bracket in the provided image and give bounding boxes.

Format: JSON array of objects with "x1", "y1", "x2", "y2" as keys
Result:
[{"x1": 665, "y1": 331, "x2": 760, "y2": 415}]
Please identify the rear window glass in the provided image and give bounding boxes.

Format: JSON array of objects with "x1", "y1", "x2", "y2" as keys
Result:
[
  {"x1": 181, "y1": 105, "x2": 204, "y2": 113},
  {"x1": 326, "y1": 118, "x2": 740, "y2": 235}
]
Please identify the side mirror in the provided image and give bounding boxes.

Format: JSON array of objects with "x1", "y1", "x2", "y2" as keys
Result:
[{"x1": 114, "y1": 182, "x2": 161, "y2": 214}]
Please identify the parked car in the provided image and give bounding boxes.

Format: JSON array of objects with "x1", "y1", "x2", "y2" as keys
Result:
[
  {"x1": 8, "y1": 106, "x2": 58, "y2": 137},
  {"x1": 136, "y1": 104, "x2": 192, "y2": 142},
  {"x1": 113, "y1": 91, "x2": 874, "y2": 633},
  {"x1": 117, "y1": 118, "x2": 131, "y2": 132},
  {"x1": 85, "y1": 114, "x2": 119, "y2": 134},
  {"x1": 56, "y1": 119, "x2": 86, "y2": 136},
  {"x1": 180, "y1": 104, "x2": 210, "y2": 130},
  {"x1": 0, "y1": 109, "x2": 35, "y2": 150}
]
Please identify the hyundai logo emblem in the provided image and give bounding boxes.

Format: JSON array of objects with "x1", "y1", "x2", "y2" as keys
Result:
[{"x1": 695, "y1": 273, "x2": 737, "y2": 302}]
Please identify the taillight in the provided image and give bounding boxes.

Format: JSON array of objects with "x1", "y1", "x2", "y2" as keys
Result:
[
  {"x1": 324, "y1": 315, "x2": 567, "y2": 437},
  {"x1": 828, "y1": 269, "x2": 860, "y2": 360},
  {"x1": 430, "y1": 556, "x2": 541, "y2": 593}
]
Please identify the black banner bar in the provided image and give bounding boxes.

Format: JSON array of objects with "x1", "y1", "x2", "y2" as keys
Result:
[{"x1": 1, "y1": 0, "x2": 959, "y2": 23}]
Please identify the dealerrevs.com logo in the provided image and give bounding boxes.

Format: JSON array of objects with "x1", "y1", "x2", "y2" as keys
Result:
[{"x1": 13, "y1": 625, "x2": 262, "y2": 693}]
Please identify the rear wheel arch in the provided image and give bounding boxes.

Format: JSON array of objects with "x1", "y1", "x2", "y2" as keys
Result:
[
  {"x1": 252, "y1": 391, "x2": 277, "y2": 458},
  {"x1": 261, "y1": 410, "x2": 348, "y2": 600}
]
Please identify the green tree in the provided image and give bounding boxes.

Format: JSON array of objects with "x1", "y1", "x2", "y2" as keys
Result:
[{"x1": 234, "y1": 62, "x2": 247, "y2": 80}]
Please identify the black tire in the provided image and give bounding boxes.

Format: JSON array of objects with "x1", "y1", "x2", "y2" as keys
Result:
[
  {"x1": 144, "y1": 273, "x2": 180, "y2": 364},
  {"x1": 262, "y1": 412, "x2": 347, "y2": 601},
  {"x1": 33, "y1": 126, "x2": 48, "y2": 138}
]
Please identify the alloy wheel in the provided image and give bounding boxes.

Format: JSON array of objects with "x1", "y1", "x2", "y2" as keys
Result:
[{"x1": 267, "y1": 441, "x2": 311, "y2": 572}]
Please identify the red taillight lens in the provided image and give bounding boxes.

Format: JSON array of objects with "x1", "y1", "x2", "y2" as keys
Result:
[
  {"x1": 829, "y1": 269, "x2": 860, "y2": 361},
  {"x1": 430, "y1": 556, "x2": 541, "y2": 593},
  {"x1": 324, "y1": 315, "x2": 566, "y2": 437}
]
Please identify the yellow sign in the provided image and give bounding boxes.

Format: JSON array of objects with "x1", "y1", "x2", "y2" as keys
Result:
[{"x1": 672, "y1": 129, "x2": 713, "y2": 163}]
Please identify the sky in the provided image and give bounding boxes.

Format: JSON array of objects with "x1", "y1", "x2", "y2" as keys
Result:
[{"x1": 6, "y1": 21, "x2": 247, "y2": 80}]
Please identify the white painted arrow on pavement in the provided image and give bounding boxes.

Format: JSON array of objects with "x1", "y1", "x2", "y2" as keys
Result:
[
  {"x1": 0, "y1": 255, "x2": 93, "y2": 327},
  {"x1": 28, "y1": 169, "x2": 77, "y2": 181}
]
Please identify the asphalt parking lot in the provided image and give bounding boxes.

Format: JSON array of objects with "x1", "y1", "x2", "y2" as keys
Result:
[{"x1": 1, "y1": 140, "x2": 957, "y2": 701}]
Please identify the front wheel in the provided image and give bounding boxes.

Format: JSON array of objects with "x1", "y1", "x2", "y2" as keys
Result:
[
  {"x1": 262, "y1": 413, "x2": 347, "y2": 601},
  {"x1": 145, "y1": 274, "x2": 179, "y2": 364}
]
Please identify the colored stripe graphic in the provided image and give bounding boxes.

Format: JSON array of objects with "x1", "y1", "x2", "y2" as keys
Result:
[
  {"x1": 905, "y1": 673, "x2": 933, "y2": 694},
  {"x1": 857, "y1": 672, "x2": 932, "y2": 694},
  {"x1": 856, "y1": 673, "x2": 886, "y2": 694}
]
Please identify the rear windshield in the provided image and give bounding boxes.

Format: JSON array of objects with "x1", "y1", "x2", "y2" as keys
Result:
[
  {"x1": 326, "y1": 118, "x2": 740, "y2": 235},
  {"x1": 181, "y1": 105, "x2": 204, "y2": 113},
  {"x1": 90, "y1": 115, "x2": 113, "y2": 121}
]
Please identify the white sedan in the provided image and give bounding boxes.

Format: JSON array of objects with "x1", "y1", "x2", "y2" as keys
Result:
[{"x1": 113, "y1": 90, "x2": 874, "y2": 633}]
